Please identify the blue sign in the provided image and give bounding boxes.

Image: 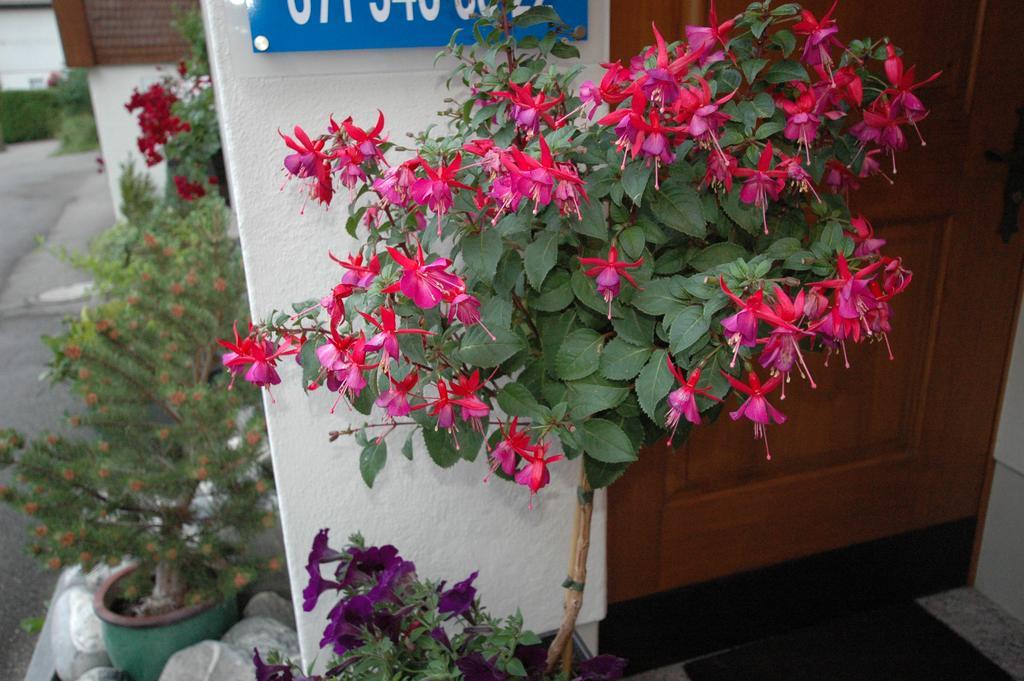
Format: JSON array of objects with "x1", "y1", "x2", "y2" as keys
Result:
[{"x1": 247, "y1": 0, "x2": 588, "y2": 54}]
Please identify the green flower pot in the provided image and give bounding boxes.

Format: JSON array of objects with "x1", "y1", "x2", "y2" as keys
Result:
[{"x1": 93, "y1": 565, "x2": 239, "y2": 681}]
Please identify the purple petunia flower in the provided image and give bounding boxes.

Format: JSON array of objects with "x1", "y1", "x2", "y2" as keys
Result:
[
  {"x1": 574, "y1": 655, "x2": 629, "y2": 681},
  {"x1": 455, "y1": 653, "x2": 508, "y2": 681},
  {"x1": 302, "y1": 529, "x2": 342, "y2": 612},
  {"x1": 320, "y1": 594, "x2": 373, "y2": 655},
  {"x1": 438, "y1": 571, "x2": 478, "y2": 619}
]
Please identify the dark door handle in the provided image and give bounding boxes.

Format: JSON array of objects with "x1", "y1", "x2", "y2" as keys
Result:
[{"x1": 985, "y1": 107, "x2": 1024, "y2": 243}]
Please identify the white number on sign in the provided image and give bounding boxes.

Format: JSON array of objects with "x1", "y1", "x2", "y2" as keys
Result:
[
  {"x1": 455, "y1": 0, "x2": 546, "y2": 20},
  {"x1": 289, "y1": 0, "x2": 353, "y2": 24},
  {"x1": 370, "y1": 0, "x2": 440, "y2": 21}
]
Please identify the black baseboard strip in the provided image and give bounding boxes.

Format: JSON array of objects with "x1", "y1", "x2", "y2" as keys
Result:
[{"x1": 600, "y1": 518, "x2": 977, "y2": 674}]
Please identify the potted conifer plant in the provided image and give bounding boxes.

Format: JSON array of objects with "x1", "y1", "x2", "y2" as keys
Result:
[
  {"x1": 0, "y1": 190, "x2": 275, "y2": 681},
  {"x1": 223, "y1": 0, "x2": 931, "y2": 674}
]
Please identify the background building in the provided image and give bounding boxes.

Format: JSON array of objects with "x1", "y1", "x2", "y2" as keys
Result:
[{"x1": 0, "y1": 0, "x2": 65, "y2": 90}]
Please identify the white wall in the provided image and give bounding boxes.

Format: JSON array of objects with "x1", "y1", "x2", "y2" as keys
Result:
[
  {"x1": 87, "y1": 65, "x2": 170, "y2": 216},
  {"x1": 200, "y1": 0, "x2": 611, "y2": 668},
  {"x1": 976, "y1": 289, "x2": 1024, "y2": 621},
  {"x1": 0, "y1": 7, "x2": 64, "y2": 90}
]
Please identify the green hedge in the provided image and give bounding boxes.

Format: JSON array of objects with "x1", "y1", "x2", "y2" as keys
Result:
[{"x1": 0, "y1": 90, "x2": 61, "y2": 143}]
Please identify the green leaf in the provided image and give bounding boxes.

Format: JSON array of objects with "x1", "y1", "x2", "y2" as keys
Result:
[
  {"x1": 612, "y1": 307, "x2": 656, "y2": 347},
  {"x1": 669, "y1": 306, "x2": 709, "y2": 354},
  {"x1": 571, "y1": 268, "x2": 613, "y2": 316},
  {"x1": 575, "y1": 199, "x2": 609, "y2": 240},
  {"x1": 600, "y1": 337, "x2": 653, "y2": 380},
  {"x1": 741, "y1": 58, "x2": 769, "y2": 84},
  {"x1": 550, "y1": 41, "x2": 581, "y2": 60},
  {"x1": 632, "y1": 277, "x2": 684, "y2": 316},
  {"x1": 564, "y1": 376, "x2": 630, "y2": 418},
  {"x1": 462, "y1": 229, "x2": 503, "y2": 281},
  {"x1": 457, "y1": 326, "x2": 525, "y2": 367},
  {"x1": 497, "y1": 382, "x2": 546, "y2": 420},
  {"x1": 505, "y1": 657, "x2": 528, "y2": 677},
  {"x1": 401, "y1": 433, "x2": 414, "y2": 461},
  {"x1": 621, "y1": 162, "x2": 652, "y2": 204},
  {"x1": 771, "y1": 29, "x2": 797, "y2": 57},
  {"x1": 755, "y1": 120, "x2": 786, "y2": 140},
  {"x1": 635, "y1": 349, "x2": 674, "y2": 420},
  {"x1": 720, "y1": 190, "x2": 762, "y2": 235},
  {"x1": 531, "y1": 268, "x2": 574, "y2": 312},
  {"x1": 580, "y1": 419, "x2": 638, "y2": 463},
  {"x1": 556, "y1": 328, "x2": 604, "y2": 381},
  {"x1": 421, "y1": 428, "x2": 461, "y2": 468},
  {"x1": 585, "y1": 167, "x2": 617, "y2": 201},
  {"x1": 524, "y1": 230, "x2": 560, "y2": 290},
  {"x1": 751, "y1": 92, "x2": 776, "y2": 118},
  {"x1": 541, "y1": 309, "x2": 577, "y2": 377},
  {"x1": 764, "y1": 59, "x2": 810, "y2": 84},
  {"x1": 690, "y1": 242, "x2": 749, "y2": 271},
  {"x1": 618, "y1": 226, "x2": 646, "y2": 261},
  {"x1": 514, "y1": 5, "x2": 561, "y2": 27},
  {"x1": 300, "y1": 336, "x2": 325, "y2": 388},
  {"x1": 649, "y1": 179, "x2": 706, "y2": 238},
  {"x1": 359, "y1": 439, "x2": 387, "y2": 488},
  {"x1": 766, "y1": 237, "x2": 803, "y2": 260},
  {"x1": 584, "y1": 455, "x2": 629, "y2": 489}
]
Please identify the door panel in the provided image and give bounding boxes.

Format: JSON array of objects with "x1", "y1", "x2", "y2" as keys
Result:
[{"x1": 608, "y1": 0, "x2": 1024, "y2": 603}]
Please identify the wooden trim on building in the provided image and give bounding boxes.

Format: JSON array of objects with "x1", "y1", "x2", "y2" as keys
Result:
[
  {"x1": 53, "y1": 0, "x2": 198, "y2": 68},
  {"x1": 53, "y1": 0, "x2": 95, "y2": 67}
]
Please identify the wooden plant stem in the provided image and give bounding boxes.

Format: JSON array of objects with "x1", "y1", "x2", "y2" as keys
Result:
[{"x1": 546, "y1": 460, "x2": 594, "y2": 673}]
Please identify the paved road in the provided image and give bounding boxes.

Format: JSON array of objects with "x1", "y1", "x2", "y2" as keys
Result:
[{"x1": 0, "y1": 140, "x2": 114, "y2": 680}]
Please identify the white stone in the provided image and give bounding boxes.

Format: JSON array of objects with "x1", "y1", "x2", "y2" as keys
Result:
[
  {"x1": 158, "y1": 641, "x2": 252, "y2": 681},
  {"x1": 243, "y1": 591, "x2": 296, "y2": 629},
  {"x1": 199, "y1": 0, "x2": 612, "y2": 670},
  {"x1": 77, "y1": 668, "x2": 127, "y2": 681},
  {"x1": 221, "y1": 616, "x2": 299, "y2": 660},
  {"x1": 51, "y1": 586, "x2": 110, "y2": 681}
]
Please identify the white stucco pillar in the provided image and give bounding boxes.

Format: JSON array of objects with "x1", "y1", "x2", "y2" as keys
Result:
[{"x1": 200, "y1": 0, "x2": 610, "y2": 666}]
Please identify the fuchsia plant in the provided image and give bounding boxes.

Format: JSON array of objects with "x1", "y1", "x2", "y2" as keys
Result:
[{"x1": 221, "y1": 0, "x2": 935, "y2": 671}]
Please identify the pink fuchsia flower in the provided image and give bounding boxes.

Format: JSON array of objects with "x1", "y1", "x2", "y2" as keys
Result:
[
  {"x1": 684, "y1": 0, "x2": 736, "y2": 66},
  {"x1": 813, "y1": 64, "x2": 863, "y2": 110},
  {"x1": 599, "y1": 94, "x2": 649, "y2": 167},
  {"x1": 492, "y1": 82, "x2": 564, "y2": 135},
  {"x1": 373, "y1": 161, "x2": 417, "y2": 206},
  {"x1": 722, "y1": 371, "x2": 787, "y2": 460},
  {"x1": 776, "y1": 83, "x2": 822, "y2": 162},
  {"x1": 850, "y1": 100, "x2": 909, "y2": 173},
  {"x1": 279, "y1": 125, "x2": 334, "y2": 207},
  {"x1": 338, "y1": 110, "x2": 387, "y2": 160},
  {"x1": 793, "y1": 0, "x2": 843, "y2": 72},
  {"x1": 665, "y1": 361, "x2": 720, "y2": 443},
  {"x1": 514, "y1": 441, "x2": 563, "y2": 509},
  {"x1": 720, "y1": 278, "x2": 787, "y2": 367},
  {"x1": 883, "y1": 44, "x2": 941, "y2": 138},
  {"x1": 823, "y1": 158, "x2": 860, "y2": 195},
  {"x1": 813, "y1": 252, "x2": 885, "y2": 331},
  {"x1": 507, "y1": 135, "x2": 586, "y2": 215},
  {"x1": 446, "y1": 292, "x2": 494, "y2": 339},
  {"x1": 486, "y1": 417, "x2": 533, "y2": 481},
  {"x1": 638, "y1": 24, "x2": 682, "y2": 107},
  {"x1": 360, "y1": 306, "x2": 433, "y2": 363},
  {"x1": 410, "y1": 154, "x2": 473, "y2": 236},
  {"x1": 703, "y1": 151, "x2": 737, "y2": 192},
  {"x1": 382, "y1": 242, "x2": 464, "y2": 310},
  {"x1": 776, "y1": 153, "x2": 821, "y2": 202},
  {"x1": 449, "y1": 371, "x2": 490, "y2": 433},
  {"x1": 218, "y1": 326, "x2": 298, "y2": 392},
  {"x1": 757, "y1": 286, "x2": 817, "y2": 394},
  {"x1": 579, "y1": 244, "x2": 644, "y2": 319},
  {"x1": 376, "y1": 372, "x2": 419, "y2": 419},
  {"x1": 320, "y1": 282, "x2": 354, "y2": 325},
  {"x1": 850, "y1": 216, "x2": 886, "y2": 257},
  {"x1": 732, "y1": 142, "x2": 787, "y2": 234},
  {"x1": 329, "y1": 251, "x2": 380, "y2": 289},
  {"x1": 676, "y1": 78, "x2": 735, "y2": 160},
  {"x1": 316, "y1": 331, "x2": 370, "y2": 408}
]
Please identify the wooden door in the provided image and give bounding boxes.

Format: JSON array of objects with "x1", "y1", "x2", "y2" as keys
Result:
[{"x1": 608, "y1": 0, "x2": 1024, "y2": 603}]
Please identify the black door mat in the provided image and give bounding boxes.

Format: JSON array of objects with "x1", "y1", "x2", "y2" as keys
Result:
[{"x1": 684, "y1": 602, "x2": 1014, "y2": 681}]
